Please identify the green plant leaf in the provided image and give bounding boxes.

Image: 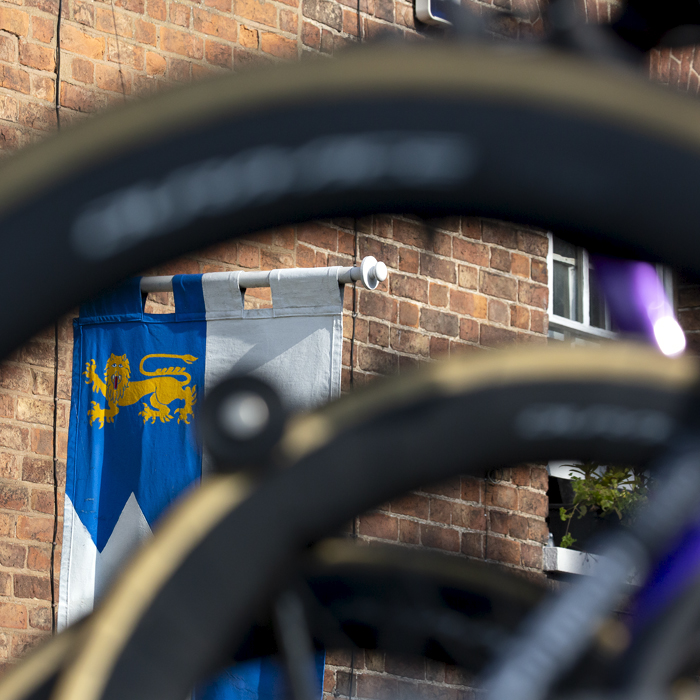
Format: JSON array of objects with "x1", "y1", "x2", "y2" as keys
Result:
[{"x1": 560, "y1": 533, "x2": 576, "y2": 549}]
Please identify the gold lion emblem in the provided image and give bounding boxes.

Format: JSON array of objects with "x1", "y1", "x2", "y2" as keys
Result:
[{"x1": 84, "y1": 353, "x2": 198, "y2": 428}]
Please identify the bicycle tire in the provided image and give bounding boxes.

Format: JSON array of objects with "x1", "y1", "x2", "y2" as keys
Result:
[
  {"x1": 238, "y1": 538, "x2": 545, "y2": 668},
  {"x1": 3, "y1": 42, "x2": 700, "y2": 357},
  {"x1": 0, "y1": 540, "x2": 544, "y2": 700},
  {"x1": 42, "y1": 343, "x2": 698, "y2": 700}
]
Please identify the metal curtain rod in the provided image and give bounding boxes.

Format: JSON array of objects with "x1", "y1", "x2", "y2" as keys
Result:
[{"x1": 140, "y1": 256, "x2": 388, "y2": 293}]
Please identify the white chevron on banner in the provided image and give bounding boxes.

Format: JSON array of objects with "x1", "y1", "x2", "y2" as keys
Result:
[{"x1": 58, "y1": 492, "x2": 152, "y2": 631}]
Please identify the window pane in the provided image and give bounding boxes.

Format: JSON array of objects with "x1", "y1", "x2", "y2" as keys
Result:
[
  {"x1": 553, "y1": 237, "x2": 577, "y2": 260},
  {"x1": 588, "y1": 266, "x2": 608, "y2": 329},
  {"x1": 553, "y1": 260, "x2": 573, "y2": 319}
]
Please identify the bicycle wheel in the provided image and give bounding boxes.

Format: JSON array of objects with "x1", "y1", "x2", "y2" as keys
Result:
[
  {"x1": 3, "y1": 42, "x2": 700, "y2": 358},
  {"x1": 0, "y1": 539, "x2": 545, "y2": 700},
  {"x1": 39, "y1": 343, "x2": 698, "y2": 700}
]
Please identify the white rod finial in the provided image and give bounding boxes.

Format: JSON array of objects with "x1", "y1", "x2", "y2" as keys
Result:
[{"x1": 360, "y1": 256, "x2": 387, "y2": 290}]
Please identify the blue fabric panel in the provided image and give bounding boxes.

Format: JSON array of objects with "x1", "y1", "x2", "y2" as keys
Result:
[
  {"x1": 173, "y1": 274, "x2": 206, "y2": 321},
  {"x1": 67, "y1": 315, "x2": 206, "y2": 549},
  {"x1": 195, "y1": 653, "x2": 326, "y2": 700},
  {"x1": 79, "y1": 277, "x2": 144, "y2": 324}
]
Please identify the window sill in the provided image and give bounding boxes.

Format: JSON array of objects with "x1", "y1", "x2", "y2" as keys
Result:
[
  {"x1": 549, "y1": 315, "x2": 618, "y2": 342},
  {"x1": 543, "y1": 545, "x2": 641, "y2": 584}
]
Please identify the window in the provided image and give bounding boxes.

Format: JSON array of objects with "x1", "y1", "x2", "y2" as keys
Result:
[
  {"x1": 548, "y1": 234, "x2": 677, "y2": 345},
  {"x1": 547, "y1": 234, "x2": 617, "y2": 343}
]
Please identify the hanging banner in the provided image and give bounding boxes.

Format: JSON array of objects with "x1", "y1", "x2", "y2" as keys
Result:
[{"x1": 58, "y1": 269, "x2": 343, "y2": 695}]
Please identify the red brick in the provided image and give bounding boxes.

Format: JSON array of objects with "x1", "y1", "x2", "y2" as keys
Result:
[
  {"x1": 483, "y1": 222, "x2": 517, "y2": 249},
  {"x1": 28, "y1": 606, "x2": 51, "y2": 631},
  {"x1": 16, "y1": 515, "x2": 53, "y2": 543},
  {"x1": 0, "y1": 543, "x2": 25, "y2": 568},
  {"x1": 71, "y1": 58, "x2": 95, "y2": 83},
  {"x1": 385, "y1": 655, "x2": 424, "y2": 680},
  {"x1": 480, "y1": 270, "x2": 517, "y2": 301},
  {"x1": 147, "y1": 0, "x2": 166, "y2": 19},
  {"x1": 236, "y1": 0, "x2": 278, "y2": 27},
  {"x1": 298, "y1": 223, "x2": 337, "y2": 251},
  {"x1": 428, "y1": 498, "x2": 451, "y2": 524},
  {"x1": 453, "y1": 503, "x2": 486, "y2": 530},
  {"x1": 511, "y1": 305, "x2": 529, "y2": 330},
  {"x1": 486, "y1": 536, "x2": 520, "y2": 565},
  {"x1": 461, "y1": 531, "x2": 484, "y2": 557},
  {"x1": 521, "y1": 543, "x2": 542, "y2": 569},
  {"x1": 135, "y1": 18, "x2": 156, "y2": 44},
  {"x1": 301, "y1": 21, "x2": 320, "y2": 48},
  {"x1": 0, "y1": 483, "x2": 28, "y2": 511},
  {"x1": 420, "y1": 309, "x2": 458, "y2": 337},
  {"x1": 398, "y1": 518, "x2": 419, "y2": 544},
  {"x1": 280, "y1": 8, "x2": 297, "y2": 32},
  {"x1": 390, "y1": 328, "x2": 428, "y2": 356},
  {"x1": 528, "y1": 519, "x2": 548, "y2": 544},
  {"x1": 22, "y1": 457, "x2": 52, "y2": 484},
  {"x1": 359, "y1": 512, "x2": 398, "y2": 540},
  {"x1": 32, "y1": 74, "x2": 55, "y2": 102},
  {"x1": 260, "y1": 32, "x2": 296, "y2": 58},
  {"x1": 115, "y1": 0, "x2": 145, "y2": 12},
  {"x1": 194, "y1": 8, "x2": 237, "y2": 40},
  {"x1": 17, "y1": 397, "x2": 53, "y2": 426},
  {"x1": 14, "y1": 574, "x2": 51, "y2": 600},
  {"x1": 490, "y1": 247, "x2": 511, "y2": 272},
  {"x1": 519, "y1": 281, "x2": 548, "y2": 309},
  {"x1": 12, "y1": 633, "x2": 44, "y2": 659},
  {"x1": 518, "y1": 231, "x2": 548, "y2": 257},
  {"x1": 488, "y1": 298, "x2": 509, "y2": 325},
  {"x1": 31, "y1": 428, "x2": 53, "y2": 456},
  {"x1": 480, "y1": 324, "x2": 518, "y2": 347},
  {"x1": 358, "y1": 346, "x2": 398, "y2": 374},
  {"x1": 398, "y1": 301, "x2": 418, "y2": 328},
  {"x1": 160, "y1": 27, "x2": 203, "y2": 59},
  {"x1": 530, "y1": 309, "x2": 547, "y2": 335},
  {"x1": 511, "y1": 253, "x2": 530, "y2": 278},
  {"x1": 358, "y1": 291, "x2": 397, "y2": 323},
  {"x1": 420, "y1": 253, "x2": 455, "y2": 283},
  {"x1": 0, "y1": 66, "x2": 30, "y2": 95},
  {"x1": 19, "y1": 41, "x2": 54, "y2": 71},
  {"x1": 0, "y1": 8, "x2": 29, "y2": 37},
  {"x1": 399, "y1": 247, "x2": 419, "y2": 274},
  {"x1": 531, "y1": 258, "x2": 547, "y2": 284},
  {"x1": 390, "y1": 274, "x2": 427, "y2": 303},
  {"x1": 146, "y1": 50, "x2": 166, "y2": 75},
  {"x1": 429, "y1": 283, "x2": 448, "y2": 308},
  {"x1": 484, "y1": 483, "x2": 517, "y2": 509},
  {"x1": 32, "y1": 16, "x2": 55, "y2": 43},
  {"x1": 421, "y1": 523, "x2": 459, "y2": 551},
  {"x1": 0, "y1": 603, "x2": 26, "y2": 629},
  {"x1": 0, "y1": 365, "x2": 31, "y2": 393},
  {"x1": 368, "y1": 321, "x2": 389, "y2": 347},
  {"x1": 0, "y1": 453, "x2": 19, "y2": 479},
  {"x1": 429, "y1": 336, "x2": 449, "y2": 358},
  {"x1": 531, "y1": 466, "x2": 548, "y2": 491},
  {"x1": 391, "y1": 492, "x2": 429, "y2": 519},
  {"x1": 459, "y1": 318, "x2": 478, "y2": 343},
  {"x1": 61, "y1": 25, "x2": 104, "y2": 58},
  {"x1": 0, "y1": 424, "x2": 29, "y2": 451},
  {"x1": 519, "y1": 490, "x2": 548, "y2": 517},
  {"x1": 357, "y1": 674, "x2": 398, "y2": 700},
  {"x1": 393, "y1": 219, "x2": 431, "y2": 248},
  {"x1": 31, "y1": 489, "x2": 55, "y2": 515},
  {"x1": 27, "y1": 546, "x2": 50, "y2": 571},
  {"x1": 0, "y1": 513, "x2": 15, "y2": 537},
  {"x1": 61, "y1": 81, "x2": 104, "y2": 112}
]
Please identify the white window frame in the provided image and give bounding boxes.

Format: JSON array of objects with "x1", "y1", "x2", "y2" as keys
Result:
[{"x1": 547, "y1": 233, "x2": 617, "y2": 343}]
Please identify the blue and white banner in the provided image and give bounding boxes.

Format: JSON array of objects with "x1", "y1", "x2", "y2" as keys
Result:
[{"x1": 59, "y1": 268, "x2": 343, "y2": 695}]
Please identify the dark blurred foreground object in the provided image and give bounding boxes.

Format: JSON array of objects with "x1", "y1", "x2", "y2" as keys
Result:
[
  {"x1": 546, "y1": 0, "x2": 700, "y2": 57},
  {"x1": 611, "y1": 0, "x2": 700, "y2": 50}
]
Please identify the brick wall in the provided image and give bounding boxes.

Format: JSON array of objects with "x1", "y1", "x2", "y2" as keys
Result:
[{"x1": 0, "y1": 0, "x2": 686, "y2": 694}]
